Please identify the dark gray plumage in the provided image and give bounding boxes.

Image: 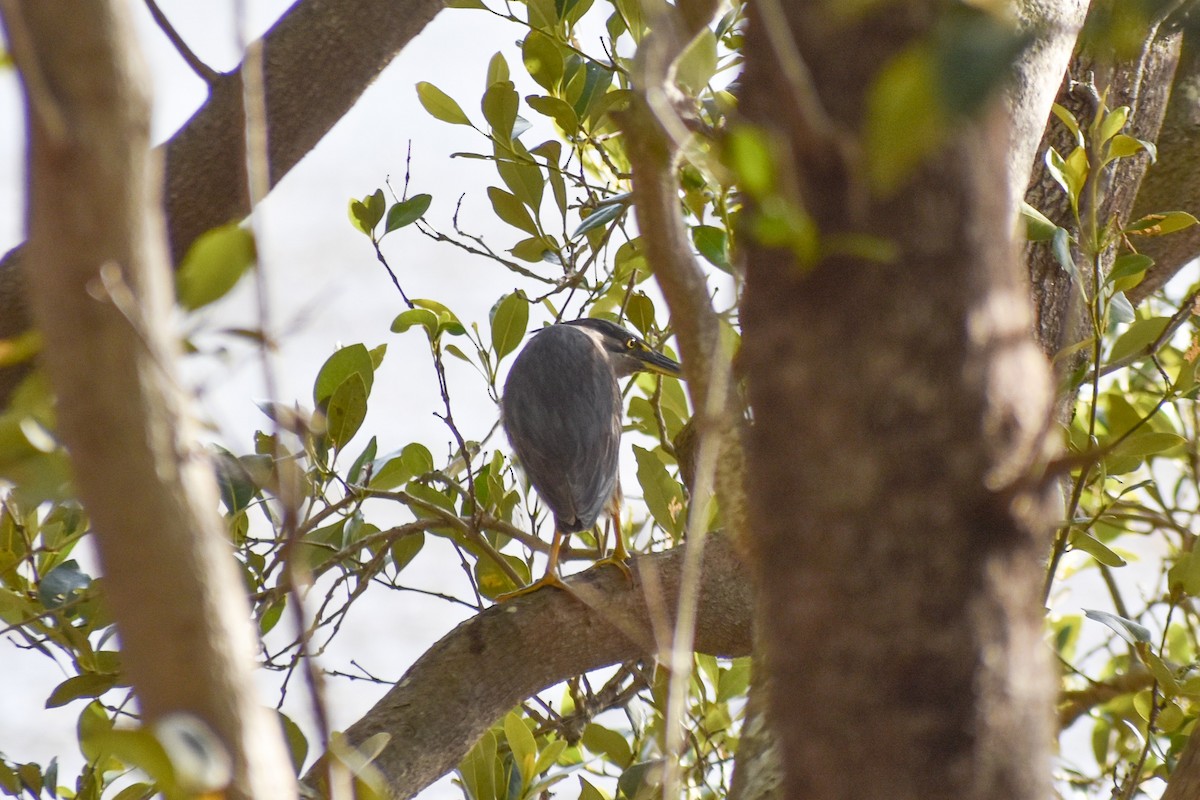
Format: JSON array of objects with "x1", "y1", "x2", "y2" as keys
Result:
[
  {"x1": 503, "y1": 322, "x2": 622, "y2": 532},
  {"x1": 499, "y1": 318, "x2": 682, "y2": 596}
]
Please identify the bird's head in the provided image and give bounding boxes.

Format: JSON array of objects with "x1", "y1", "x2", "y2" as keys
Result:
[{"x1": 564, "y1": 318, "x2": 682, "y2": 380}]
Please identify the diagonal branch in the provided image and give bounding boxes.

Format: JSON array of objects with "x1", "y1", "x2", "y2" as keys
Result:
[
  {"x1": 0, "y1": 0, "x2": 447, "y2": 406},
  {"x1": 304, "y1": 535, "x2": 753, "y2": 799}
]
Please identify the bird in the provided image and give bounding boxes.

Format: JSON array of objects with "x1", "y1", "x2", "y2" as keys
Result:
[{"x1": 499, "y1": 318, "x2": 682, "y2": 598}]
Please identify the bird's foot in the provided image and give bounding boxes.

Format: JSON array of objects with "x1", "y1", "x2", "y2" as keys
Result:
[
  {"x1": 494, "y1": 571, "x2": 570, "y2": 602},
  {"x1": 594, "y1": 553, "x2": 634, "y2": 584}
]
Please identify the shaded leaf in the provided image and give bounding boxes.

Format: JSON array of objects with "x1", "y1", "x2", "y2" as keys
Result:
[{"x1": 385, "y1": 194, "x2": 432, "y2": 232}]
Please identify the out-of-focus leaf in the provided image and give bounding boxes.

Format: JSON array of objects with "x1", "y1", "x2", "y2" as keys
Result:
[
  {"x1": 1068, "y1": 530, "x2": 1126, "y2": 568},
  {"x1": 1019, "y1": 201, "x2": 1057, "y2": 242},
  {"x1": 1127, "y1": 211, "x2": 1199, "y2": 237},
  {"x1": 1084, "y1": 608, "x2": 1152, "y2": 645},
  {"x1": 865, "y1": 43, "x2": 943, "y2": 195},
  {"x1": 38, "y1": 560, "x2": 91, "y2": 608},
  {"x1": 176, "y1": 224, "x2": 256, "y2": 310},
  {"x1": 46, "y1": 674, "x2": 119, "y2": 708}
]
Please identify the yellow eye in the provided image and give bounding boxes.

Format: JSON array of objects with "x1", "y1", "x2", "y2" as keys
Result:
[{"x1": 625, "y1": 338, "x2": 638, "y2": 350}]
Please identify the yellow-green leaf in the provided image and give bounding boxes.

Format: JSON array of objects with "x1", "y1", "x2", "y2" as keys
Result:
[
  {"x1": 176, "y1": 223, "x2": 256, "y2": 310},
  {"x1": 416, "y1": 82, "x2": 472, "y2": 126}
]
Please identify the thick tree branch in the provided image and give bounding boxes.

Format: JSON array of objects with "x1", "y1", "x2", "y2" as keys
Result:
[
  {"x1": 1127, "y1": 40, "x2": 1200, "y2": 305},
  {"x1": 0, "y1": 0, "x2": 446, "y2": 406},
  {"x1": 306, "y1": 535, "x2": 753, "y2": 799},
  {"x1": 1, "y1": 2, "x2": 296, "y2": 798}
]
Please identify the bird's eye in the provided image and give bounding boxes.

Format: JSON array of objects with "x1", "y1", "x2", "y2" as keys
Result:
[{"x1": 625, "y1": 338, "x2": 638, "y2": 350}]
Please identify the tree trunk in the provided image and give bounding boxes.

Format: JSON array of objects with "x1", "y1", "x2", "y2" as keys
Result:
[
  {"x1": 738, "y1": 4, "x2": 1058, "y2": 798},
  {"x1": 2, "y1": 3, "x2": 296, "y2": 798}
]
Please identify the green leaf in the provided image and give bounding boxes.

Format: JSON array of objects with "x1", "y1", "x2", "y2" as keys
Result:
[
  {"x1": 314, "y1": 343, "x2": 375, "y2": 406},
  {"x1": 675, "y1": 29, "x2": 717, "y2": 93},
  {"x1": 1106, "y1": 253, "x2": 1153, "y2": 286},
  {"x1": 390, "y1": 531, "x2": 425, "y2": 571},
  {"x1": 865, "y1": 43, "x2": 943, "y2": 195},
  {"x1": 692, "y1": 225, "x2": 730, "y2": 270},
  {"x1": 1019, "y1": 201, "x2": 1057, "y2": 242},
  {"x1": 385, "y1": 194, "x2": 432, "y2": 232},
  {"x1": 416, "y1": 82, "x2": 472, "y2": 125},
  {"x1": 1097, "y1": 105, "x2": 1129, "y2": 145},
  {"x1": 1127, "y1": 211, "x2": 1199, "y2": 237},
  {"x1": 278, "y1": 711, "x2": 309, "y2": 773},
  {"x1": 1107, "y1": 316, "x2": 1170, "y2": 363},
  {"x1": 495, "y1": 141, "x2": 544, "y2": 210},
  {"x1": 488, "y1": 186, "x2": 539, "y2": 235},
  {"x1": 1107, "y1": 134, "x2": 1156, "y2": 163},
  {"x1": 625, "y1": 292, "x2": 655, "y2": 337},
  {"x1": 725, "y1": 125, "x2": 775, "y2": 197},
  {"x1": 324, "y1": 373, "x2": 368, "y2": 451},
  {"x1": 523, "y1": 31, "x2": 564, "y2": 91},
  {"x1": 402, "y1": 442, "x2": 435, "y2": 477},
  {"x1": 1109, "y1": 291, "x2": 1135, "y2": 325},
  {"x1": 1051, "y1": 102, "x2": 1083, "y2": 146},
  {"x1": 633, "y1": 445, "x2": 686, "y2": 537},
  {"x1": 504, "y1": 713, "x2": 537, "y2": 785},
  {"x1": 526, "y1": 95, "x2": 579, "y2": 136},
  {"x1": 1113, "y1": 431, "x2": 1185, "y2": 458},
  {"x1": 1084, "y1": 608, "x2": 1152, "y2": 645},
  {"x1": 491, "y1": 292, "x2": 529, "y2": 359},
  {"x1": 572, "y1": 195, "x2": 630, "y2": 239},
  {"x1": 578, "y1": 777, "x2": 608, "y2": 800},
  {"x1": 581, "y1": 723, "x2": 632, "y2": 768},
  {"x1": 483, "y1": 81, "x2": 519, "y2": 142},
  {"x1": 1142, "y1": 649, "x2": 1181, "y2": 696},
  {"x1": 1050, "y1": 226, "x2": 1080, "y2": 283},
  {"x1": 486, "y1": 52, "x2": 509, "y2": 87},
  {"x1": 510, "y1": 236, "x2": 559, "y2": 263},
  {"x1": 392, "y1": 308, "x2": 440, "y2": 338},
  {"x1": 176, "y1": 223, "x2": 257, "y2": 310},
  {"x1": 1068, "y1": 530, "x2": 1126, "y2": 568},
  {"x1": 474, "y1": 554, "x2": 528, "y2": 599},
  {"x1": 46, "y1": 674, "x2": 119, "y2": 708},
  {"x1": 413, "y1": 298, "x2": 466, "y2": 337}
]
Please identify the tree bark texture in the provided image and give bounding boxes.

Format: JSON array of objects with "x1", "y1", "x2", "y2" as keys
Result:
[
  {"x1": 0, "y1": 0, "x2": 446, "y2": 407},
  {"x1": 307, "y1": 537, "x2": 753, "y2": 799},
  {"x1": 2, "y1": 3, "x2": 296, "y2": 798},
  {"x1": 1024, "y1": 30, "x2": 1181, "y2": 359},
  {"x1": 739, "y1": 4, "x2": 1058, "y2": 799},
  {"x1": 1127, "y1": 38, "x2": 1200, "y2": 305}
]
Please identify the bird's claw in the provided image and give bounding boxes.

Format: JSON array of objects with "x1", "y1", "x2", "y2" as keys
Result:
[
  {"x1": 595, "y1": 554, "x2": 634, "y2": 584},
  {"x1": 494, "y1": 572, "x2": 570, "y2": 602}
]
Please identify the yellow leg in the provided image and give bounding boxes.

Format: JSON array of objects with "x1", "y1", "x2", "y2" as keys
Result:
[
  {"x1": 495, "y1": 529, "x2": 569, "y2": 601},
  {"x1": 595, "y1": 514, "x2": 633, "y2": 583}
]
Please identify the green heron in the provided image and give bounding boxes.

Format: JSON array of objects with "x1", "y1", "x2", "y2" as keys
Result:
[{"x1": 500, "y1": 318, "x2": 682, "y2": 597}]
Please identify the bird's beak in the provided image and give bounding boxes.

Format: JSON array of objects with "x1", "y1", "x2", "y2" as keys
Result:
[{"x1": 638, "y1": 349, "x2": 682, "y2": 378}]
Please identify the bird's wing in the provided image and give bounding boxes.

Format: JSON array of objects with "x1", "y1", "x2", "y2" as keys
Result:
[{"x1": 502, "y1": 326, "x2": 621, "y2": 532}]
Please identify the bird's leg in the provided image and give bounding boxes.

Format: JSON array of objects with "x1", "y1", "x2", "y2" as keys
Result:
[
  {"x1": 495, "y1": 528, "x2": 570, "y2": 601},
  {"x1": 595, "y1": 512, "x2": 633, "y2": 583}
]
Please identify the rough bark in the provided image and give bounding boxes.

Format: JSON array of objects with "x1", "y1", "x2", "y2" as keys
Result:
[
  {"x1": 0, "y1": 0, "x2": 446, "y2": 407},
  {"x1": 306, "y1": 536, "x2": 753, "y2": 799},
  {"x1": 1025, "y1": 31, "x2": 1182, "y2": 359},
  {"x1": 1, "y1": 3, "x2": 296, "y2": 798},
  {"x1": 739, "y1": 4, "x2": 1058, "y2": 799},
  {"x1": 1008, "y1": 0, "x2": 1092, "y2": 223},
  {"x1": 1127, "y1": 39, "x2": 1200, "y2": 305}
]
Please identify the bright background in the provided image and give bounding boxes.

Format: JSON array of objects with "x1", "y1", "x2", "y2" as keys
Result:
[{"x1": 0, "y1": 2, "x2": 553, "y2": 795}]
